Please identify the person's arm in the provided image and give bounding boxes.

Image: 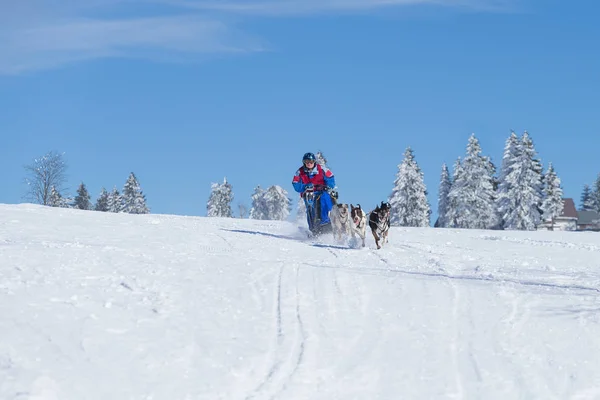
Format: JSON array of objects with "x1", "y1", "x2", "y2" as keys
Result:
[
  {"x1": 292, "y1": 170, "x2": 306, "y2": 193},
  {"x1": 323, "y1": 168, "x2": 335, "y2": 189}
]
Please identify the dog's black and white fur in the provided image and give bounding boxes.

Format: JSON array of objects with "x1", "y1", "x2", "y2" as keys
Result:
[
  {"x1": 330, "y1": 203, "x2": 351, "y2": 242},
  {"x1": 350, "y1": 204, "x2": 367, "y2": 247},
  {"x1": 368, "y1": 201, "x2": 391, "y2": 249}
]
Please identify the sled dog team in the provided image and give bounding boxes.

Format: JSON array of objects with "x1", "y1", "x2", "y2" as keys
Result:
[
  {"x1": 292, "y1": 151, "x2": 391, "y2": 249},
  {"x1": 329, "y1": 201, "x2": 391, "y2": 250}
]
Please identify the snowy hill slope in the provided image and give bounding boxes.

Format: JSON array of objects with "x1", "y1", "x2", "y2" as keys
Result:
[{"x1": 2, "y1": 204, "x2": 600, "y2": 399}]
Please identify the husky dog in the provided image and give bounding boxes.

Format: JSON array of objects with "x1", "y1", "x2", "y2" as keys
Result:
[
  {"x1": 350, "y1": 204, "x2": 367, "y2": 247},
  {"x1": 329, "y1": 203, "x2": 351, "y2": 242},
  {"x1": 368, "y1": 201, "x2": 391, "y2": 249}
]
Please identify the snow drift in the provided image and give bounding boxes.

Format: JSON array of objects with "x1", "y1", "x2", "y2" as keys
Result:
[{"x1": 2, "y1": 203, "x2": 600, "y2": 399}]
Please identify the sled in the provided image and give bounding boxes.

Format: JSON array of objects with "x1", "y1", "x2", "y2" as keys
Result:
[{"x1": 303, "y1": 186, "x2": 333, "y2": 237}]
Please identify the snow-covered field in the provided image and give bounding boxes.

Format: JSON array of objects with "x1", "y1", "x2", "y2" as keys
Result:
[{"x1": 2, "y1": 203, "x2": 600, "y2": 400}]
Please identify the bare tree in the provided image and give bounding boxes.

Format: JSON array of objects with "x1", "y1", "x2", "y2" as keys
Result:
[
  {"x1": 23, "y1": 151, "x2": 68, "y2": 205},
  {"x1": 238, "y1": 203, "x2": 248, "y2": 218}
]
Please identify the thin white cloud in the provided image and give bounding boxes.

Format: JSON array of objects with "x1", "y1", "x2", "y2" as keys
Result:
[
  {"x1": 1, "y1": 16, "x2": 261, "y2": 74},
  {"x1": 0, "y1": 1, "x2": 263, "y2": 74},
  {"x1": 165, "y1": 0, "x2": 517, "y2": 15},
  {"x1": 0, "y1": 0, "x2": 515, "y2": 74}
]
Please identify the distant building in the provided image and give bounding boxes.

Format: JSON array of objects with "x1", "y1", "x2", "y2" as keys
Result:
[
  {"x1": 538, "y1": 198, "x2": 578, "y2": 231},
  {"x1": 577, "y1": 210, "x2": 600, "y2": 231},
  {"x1": 538, "y1": 198, "x2": 600, "y2": 231}
]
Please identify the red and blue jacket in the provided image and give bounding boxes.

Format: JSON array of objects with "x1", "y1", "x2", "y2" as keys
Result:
[{"x1": 292, "y1": 164, "x2": 335, "y2": 194}]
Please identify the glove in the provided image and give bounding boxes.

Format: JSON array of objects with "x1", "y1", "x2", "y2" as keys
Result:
[
  {"x1": 305, "y1": 183, "x2": 314, "y2": 191},
  {"x1": 328, "y1": 187, "x2": 338, "y2": 199}
]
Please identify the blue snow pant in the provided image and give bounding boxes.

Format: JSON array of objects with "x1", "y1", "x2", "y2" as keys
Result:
[
  {"x1": 319, "y1": 191, "x2": 333, "y2": 224},
  {"x1": 305, "y1": 190, "x2": 333, "y2": 227}
]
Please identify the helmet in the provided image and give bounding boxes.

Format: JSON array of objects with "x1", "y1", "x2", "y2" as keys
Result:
[{"x1": 302, "y1": 152, "x2": 316, "y2": 163}]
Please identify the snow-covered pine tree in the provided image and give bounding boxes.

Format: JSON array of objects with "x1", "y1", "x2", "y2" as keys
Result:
[
  {"x1": 580, "y1": 184, "x2": 594, "y2": 211},
  {"x1": 540, "y1": 162, "x2": 564, "y2": 229},
  {"x1": 445, "y1": 157, "x2": 464, "y2": 228},
  {"x1": 486, "y1": 156, "x2": 501, "y2": 229},
  {"x1": 316, "y1": 151, "x2": 328, "y2": 168},
  {"x1": 530, "y1": 134, "x2": 545, "y2": 218},
  {"x1": 95, "y1": 187, "x2": 110, "y2": 212},
  {"x1": 206, "y1": 177, "x2": 234, "y2": 218},
  {"x1": 107, "y1": 187, "x2": 123, "y2": 213},
  {"x1": 592, "y1": 174, "x2": 600, "y2": 213},
  {"x1": 73, "y1": 182, "x2": 92, "y2": 210},
  {"x1": 48, "y1": 186, "x2": 69, "y2": 208},
  {"x1": 388, "y1": 147, "x2": 431, "y2": 227},
  {"x1": 435, "y1": 163, "x2": 452, "y2": 228},
  {"x1": 502, "y1": 131, "x2": 544, "y2": 230},
  {"x1": 122, "y1": 172, "x2": 149, "y2": 214},
  {"x1": 249, "y1": 185, "x2": 269, "y2": 220},
  {"x1": 48, "y1": 186, "x2": 59, "y2": 207},
  {"x1": 496, "y1": 130, "x2": 520, "y2": 229},
  {"x1": 449, "y1": 134, "x2": 498, "y2": 229},
  {"x1": 48, "y1": 186, "x2": 60, "y2": 207},
  {"x1": 486, "y1": 157, "x2": 499, "y2": 192},
  {"x1": 265, "y1": 185, "x2": 292, "y2": 221}
]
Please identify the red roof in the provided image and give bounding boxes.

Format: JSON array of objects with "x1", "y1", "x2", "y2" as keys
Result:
[{"x1": 560, "y1": 198, "x2": 578, "y2": 218}]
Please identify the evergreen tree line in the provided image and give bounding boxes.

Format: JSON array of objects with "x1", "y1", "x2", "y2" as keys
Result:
[
  {"x1": 206, "y1": 177, "x2": 293, "y2": 221},
  {"x1": 48, "y1": 172, "x2": 150, "y2": 215},
  {"x1": 579, "y1": 176, "x2": 600, "y2": 213},
  {"x1": 205, "y1": 152, "x2": 333, "y2": 220},
  {"x1": 206, "y1": 140, "x2": 597, "y2": 231},
  {"x1": 433, "y1": 130, "x2": 585, "y2": 230},
  {"x1": 385, "y1": 130, "x2": 597, "y2": 231}
]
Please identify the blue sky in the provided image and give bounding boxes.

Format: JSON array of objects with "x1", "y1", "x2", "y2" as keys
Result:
[{"x1": 1, "y1": 0, "x2": 599, "y2": 223}]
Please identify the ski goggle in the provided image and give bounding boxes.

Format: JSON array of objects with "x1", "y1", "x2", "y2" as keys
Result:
[{"x1": 303, "y1": 159, "x2": 315, "y2": 164}]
